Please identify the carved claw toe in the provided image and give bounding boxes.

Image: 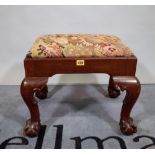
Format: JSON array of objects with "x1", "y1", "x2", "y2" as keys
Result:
[
  {"x1": 120, "y1": 117, "x2": 137, "y2": 135},
  {"x1": 108, "y1": 88, "x2": 120, "y2": 98},
  {"x1": 36, "y1": 86, "x2": 48, "y2": 99},
  {"x1": 24, "y1": 119, "x2": 41, "y2": 137}
]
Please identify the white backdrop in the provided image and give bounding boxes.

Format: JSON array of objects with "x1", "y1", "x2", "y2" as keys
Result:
[{"x1": 0, "y1": 5, "x2": 155, "y2": 85}]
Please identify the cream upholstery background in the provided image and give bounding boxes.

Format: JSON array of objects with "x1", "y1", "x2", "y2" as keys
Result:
[{"x1": 0, "y1": 5, "x2": 155, "y2": 85}]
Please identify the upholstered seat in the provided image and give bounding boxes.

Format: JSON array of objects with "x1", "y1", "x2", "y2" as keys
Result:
[{"x1": 27, "y1": 34, "x2": 133, "y2": 58}]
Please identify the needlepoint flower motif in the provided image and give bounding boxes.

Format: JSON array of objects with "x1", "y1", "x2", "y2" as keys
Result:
[{"x1": 28, "y1": 34, "x2": 133, "y2": 58}]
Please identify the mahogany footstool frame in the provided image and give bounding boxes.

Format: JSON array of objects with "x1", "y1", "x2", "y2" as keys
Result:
[{"x1": 21, "y1": 56, "x2": 141, "y2": 137}]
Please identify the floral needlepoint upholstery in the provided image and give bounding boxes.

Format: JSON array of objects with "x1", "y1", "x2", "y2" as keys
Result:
[{"x1": 27, "y1": 34, "x2": 133, "y2": 58}]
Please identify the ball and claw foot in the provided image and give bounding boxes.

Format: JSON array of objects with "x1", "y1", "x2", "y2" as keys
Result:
[
  {"x1": 36, "y1": 85, "x2": 48, "y2": 99},
  {"x1": 120, "y1": 117, "x2": 137, "y2": 135},
  {"x1": 24, "y1": 119, "x2": 41, "y2": 137}
]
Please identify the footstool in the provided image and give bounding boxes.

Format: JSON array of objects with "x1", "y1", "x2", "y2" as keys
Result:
[{"x1": 20, "y1": 34, "x2": 141, "y2": 137}]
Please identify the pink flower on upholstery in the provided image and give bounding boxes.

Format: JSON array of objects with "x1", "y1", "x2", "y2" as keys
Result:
[
  {"x1": 100, "y1": 44, "x2": 121, "y2": 56},
  {"x1": 43, "y1": 50, "x2": 53, "y2": 58},
  {"x1": 39, "y1": 45, "x2": 46, "y2": 51},
  {"x1": 43, "y1": 48, "x2": 63, "y2": 58},
  {"x1": 39, "y1": 42, "x2": 63, "y2": 58}
]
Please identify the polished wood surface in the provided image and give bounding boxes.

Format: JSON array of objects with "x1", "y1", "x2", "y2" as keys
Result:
[
  {"x1": 24, "y1": 56, "x2": 137, "y2": 77},
  {"x1": 108, "y1": 76, "x2": 121, "y2": 98},
  {"x1": 20, "y1": 77, "x2": 48, "y2": 137},
  {"x1": 112, "y1": 76, "x2": 141, "y2": 135},
  {"x1": 21, "y1": 55, "x2": 141, "y2": 137}
]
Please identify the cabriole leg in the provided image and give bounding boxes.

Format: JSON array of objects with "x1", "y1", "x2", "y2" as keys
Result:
[
  {"x1": 112, "y1": 76, "x2": 141, "y2": 135},
  {"x1": 20, "y1": 77, "x2": 48, "y2": 137}
]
